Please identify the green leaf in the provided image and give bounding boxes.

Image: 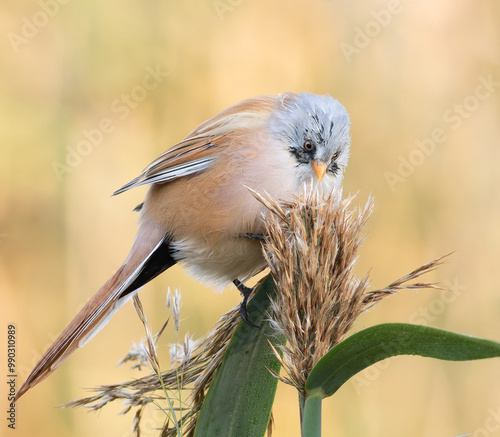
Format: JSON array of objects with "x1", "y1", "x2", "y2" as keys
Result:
[
  {"x1": 305, "y1": 323, "x2": 500, "y2": 397},
  {"x1": 194, "y1": 275, "x2": 283, "y2": 437}
]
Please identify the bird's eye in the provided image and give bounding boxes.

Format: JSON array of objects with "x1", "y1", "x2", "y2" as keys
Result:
[
  {"x1": 332, "y1": 151, "x2": 340, "y2": 160},
  {"x1": 304, "y1": 141, "x2": 314, "y2": 151}
]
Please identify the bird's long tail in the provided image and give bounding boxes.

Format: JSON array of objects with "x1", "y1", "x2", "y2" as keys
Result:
[{"x1": 15, "y1": 221, "x2": 176, "y2": 401}]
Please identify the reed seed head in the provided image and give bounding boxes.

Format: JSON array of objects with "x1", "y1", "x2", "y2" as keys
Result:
[{"x1": 254, "y1": 186, "x2": 447, "y2": 394}]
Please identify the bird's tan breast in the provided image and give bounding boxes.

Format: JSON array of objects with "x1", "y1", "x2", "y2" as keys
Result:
[
  {"x1": 144, "y1": 128, "x2": 296, "y2": 239},
  {"x1": 141, "y1": 127, "x2": 298, "y2": 285}
]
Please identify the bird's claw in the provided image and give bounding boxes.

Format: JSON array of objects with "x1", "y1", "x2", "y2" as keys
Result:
[{"x1": 233, "y1": 279, "x2": 260, "y2": 328}]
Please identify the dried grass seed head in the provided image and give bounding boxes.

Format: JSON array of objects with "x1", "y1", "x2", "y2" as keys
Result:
[{"x1": 254, "y1": 187, "x2": 373, "y2": 392}]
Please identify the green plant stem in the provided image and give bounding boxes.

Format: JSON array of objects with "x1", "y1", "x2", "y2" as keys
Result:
[
  {"x1": 302, "y1": 390, "x2": 323, "y2": 437},
  {"x1": 298, "y1": 392, "x2": 305, "y2": 428}
]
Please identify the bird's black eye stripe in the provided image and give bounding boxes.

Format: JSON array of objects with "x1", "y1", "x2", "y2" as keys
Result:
[
  {"x1": 327, "y1": 161, "x2": 339, "y2": 175},
  {"x1": 327, "y1": 152, "x2": 341, "y2": 175},
  {"x1": 289, "y1": 145, "x2": 312, "y2": 164}
]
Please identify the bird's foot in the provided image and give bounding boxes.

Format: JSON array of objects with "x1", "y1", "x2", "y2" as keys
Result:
[
  {"x1": 233, "y1": 279, "x2": 260, "y2": 328},
  {"x1": 238, "y1": 233, "x2": 266, "y2": 241}
]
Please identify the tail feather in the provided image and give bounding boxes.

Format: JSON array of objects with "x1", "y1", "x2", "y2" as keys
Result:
[{"x1": 15, "y1": 222, "x2": 175, "y2": 402}]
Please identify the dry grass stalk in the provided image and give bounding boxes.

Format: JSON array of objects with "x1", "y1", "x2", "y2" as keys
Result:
[
  {"x1": 63, "y1": 290, "x2": 244, "y2": 437},
  {"x1": 255, "y1": 186, "x2": 448, "y2": 396},
  {"x1": 362, "y1": 254, "x2": 449, "y2": 308}
]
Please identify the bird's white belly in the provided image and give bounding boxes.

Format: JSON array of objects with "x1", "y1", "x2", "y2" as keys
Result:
[{"x1": 173, "y1": 235, "x2": 266, "y2": 289}]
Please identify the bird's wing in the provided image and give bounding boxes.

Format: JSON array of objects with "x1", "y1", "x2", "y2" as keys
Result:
[{"x1": 112, "y1": 95, "x2": 280, "y2": 195}]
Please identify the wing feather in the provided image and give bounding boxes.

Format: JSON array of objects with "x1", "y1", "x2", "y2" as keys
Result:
[{"x1": 113, "y1": 95, "x2": 280, "y2": 195}]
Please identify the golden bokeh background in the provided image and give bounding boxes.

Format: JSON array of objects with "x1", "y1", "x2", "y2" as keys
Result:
[{"x1": 2, "y1": 0, "x2": 500, "y2": 436}]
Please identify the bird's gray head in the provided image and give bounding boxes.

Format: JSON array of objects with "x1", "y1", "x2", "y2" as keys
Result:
[{"x1": 269, "y1": 93, "x2": 351, "y2": 190}]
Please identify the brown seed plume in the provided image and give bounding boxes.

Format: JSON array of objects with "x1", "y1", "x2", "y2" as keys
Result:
[{"x1": 253, "y1": 186, "x2": 447, "y2": 395}]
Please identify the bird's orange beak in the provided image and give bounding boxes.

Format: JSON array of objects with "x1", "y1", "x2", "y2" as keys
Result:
[{"x1": 312, "y1": 161, "x2": 327, "y2": 182}]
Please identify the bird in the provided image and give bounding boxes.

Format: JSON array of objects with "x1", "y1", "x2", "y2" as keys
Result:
[{"x1": 15, "y1": 92, "x2": 351, "y2": 401}]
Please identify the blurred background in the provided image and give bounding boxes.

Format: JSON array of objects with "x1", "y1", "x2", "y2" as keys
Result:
[{"x1": 1, "y1": 0, "x2": 500, "y2": 436}]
